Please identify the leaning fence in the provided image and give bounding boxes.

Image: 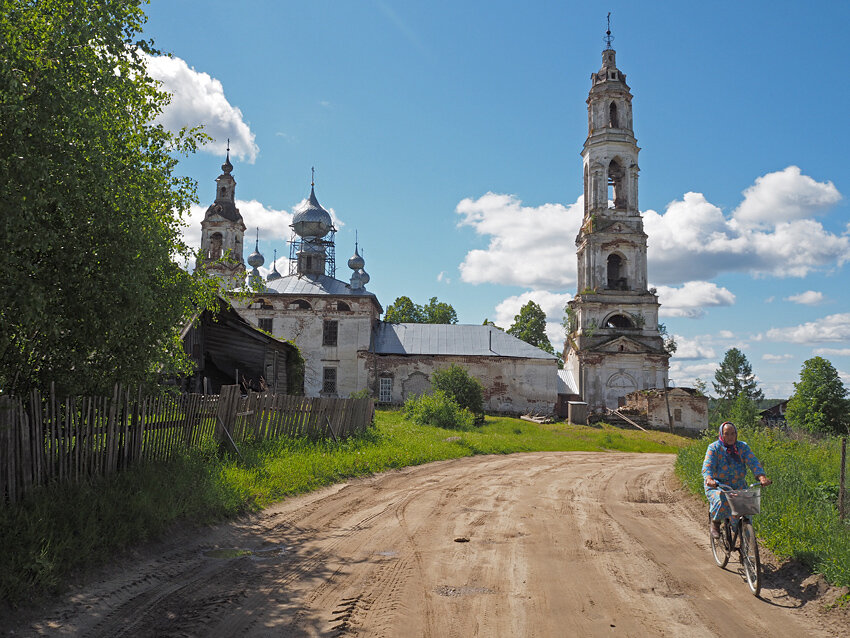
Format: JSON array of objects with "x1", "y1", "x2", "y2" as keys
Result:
[{"x1": 0, "y1": 384, "x2": 374, "y2": 506}]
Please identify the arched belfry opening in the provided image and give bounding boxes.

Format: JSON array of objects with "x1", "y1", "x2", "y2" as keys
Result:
[
  {"x1": 609, "y1": 102, "x2": 618, "y2": 128},
  {"x1": 209, "y1": 232, "x2": 223, "y2": 260},
  {"x1": 607, "y1": 253, "x2": 627, "y2": 290},
  {"x1": 607, "y1": 159, "x2": 627, "y2": 209},
  {"x1": 605, "y1": 314, "x2": 635, "y2": 329}
]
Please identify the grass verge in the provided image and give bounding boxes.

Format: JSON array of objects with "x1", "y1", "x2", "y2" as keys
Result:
[
  {"x1": 675, "y1": 426, "x2": 850, "y2": 587},
  {"x1": 0, "y1": 411, "x2": 689, "y2": 605}
]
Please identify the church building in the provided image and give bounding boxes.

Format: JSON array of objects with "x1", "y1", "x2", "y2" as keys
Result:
[{"x1": 563, "y1": 39, "x2": 671, "y2": 411}]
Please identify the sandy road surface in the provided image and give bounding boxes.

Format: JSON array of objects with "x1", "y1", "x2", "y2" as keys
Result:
[{"x1": 4, "y1": 452, "x2": 840, "y2": 637}]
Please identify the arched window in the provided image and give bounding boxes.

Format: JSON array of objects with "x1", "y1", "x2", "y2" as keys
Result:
[
  {"x1": 607, "y1": 254, "x2": 627, "y2": 290},
  {"x1": 609, "y1": 102, "x2": 619, "y2": 128},
  {"x1": 209, "y1": 232, "x2": 223, "y2": 260},
  {"x1": 605, "y1": 314, "x2": 635, "y2": 329},
  {"x1": 289, "y1": 299, "x2": 312, "y2": 310},
  {"x1": 337, "y1": 301, "x2": 351, "y2": 311},
  {"x1": 607, "y1": 159, "x2": 627, "y2": 209},
  {"x1": 253, "y1": 298, "x2": 273, "y2": 310}
]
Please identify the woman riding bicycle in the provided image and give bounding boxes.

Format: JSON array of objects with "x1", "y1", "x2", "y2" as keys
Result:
[{"x1": 702, "y1": 421, "x2": 771, "y2": 538}]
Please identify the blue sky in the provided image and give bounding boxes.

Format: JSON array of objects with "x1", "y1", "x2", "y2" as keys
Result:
[{"x1": 143, "y1": 1, "x2": 850, "y2": 398}]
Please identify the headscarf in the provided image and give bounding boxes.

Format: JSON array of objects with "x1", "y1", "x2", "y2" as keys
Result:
[{"x1": 718, "y1": 421, "x2": 741, "y2": 459}]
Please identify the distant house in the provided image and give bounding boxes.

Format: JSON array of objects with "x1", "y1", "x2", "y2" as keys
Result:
[
  {"x1": 759, "y1": 400, "x2": 788, "y2": 427},
  {"x1": 622, "y1": 388, "x2": 708, "y2": 431},
  {"x1": 180, "y1": 297, "x2": 302, "y2": 395}
]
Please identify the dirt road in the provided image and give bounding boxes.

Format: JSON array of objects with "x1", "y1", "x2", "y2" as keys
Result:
[{"x1": 5, "y1": 453, "x2": 842, "y2": 636}]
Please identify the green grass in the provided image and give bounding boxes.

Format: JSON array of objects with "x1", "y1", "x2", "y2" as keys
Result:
[
  {"x1": 675, "y1": 426, "x2": 850, "y2": 587},
  {"x1": 0, "y1": 410, "x2": 689, "y2": 605}
]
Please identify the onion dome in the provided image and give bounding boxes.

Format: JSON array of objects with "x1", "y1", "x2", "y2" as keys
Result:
[
  {"x1": 247, "y1": 231, "x2": 264, "y2": 269},
  {"x1": 359, "y1": 269, "x2": 370, "y2": 286},
  {"x1": 267, "y1": 249, "x2": 282, "y2": 282},
  {"x1": 292, "y1": 185, "x2": 333, "y2": 239},
  {"x1": 221, "y1": 148, "x2": 233, "y2": 175},
  {"x1": 348, "y1": 244, "x2": 364, "y2": 271}
]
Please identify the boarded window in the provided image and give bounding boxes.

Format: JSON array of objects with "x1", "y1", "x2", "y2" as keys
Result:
[
  {"x1": 322, "y1": 367, "x2": 337, "y2": 394},
  {"x1": 323, "y1": 320, "x2": 338, "y2": 346},
  {"x1": 258, "y1": 318, "x2": 273, "y2": 332},
  {"x1": 674, "y1": 408, "x2": 682, "y2": 422},
  {"x1": 379, "y1": 377, "x2": 393, "y2": 403}
]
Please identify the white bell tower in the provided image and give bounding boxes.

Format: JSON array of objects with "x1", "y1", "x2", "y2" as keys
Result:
[{"x1": 565, "y1": 24, "x2": 670, "y2": 411}]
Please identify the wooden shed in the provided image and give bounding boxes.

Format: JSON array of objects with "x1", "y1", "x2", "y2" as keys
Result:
[{"x1": 181, "y1": 297, "x2": 303, "y2": 395}]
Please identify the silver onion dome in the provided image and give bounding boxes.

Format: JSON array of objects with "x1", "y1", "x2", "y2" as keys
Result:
[
  {"x1": 348, "y1": 246, "x2": 364, "y2": 271},
  {"x1": 359, "y1": 268, "x2": 370, "y2": 285},
  {"x1": 247, "y1": 234, "x2": 264, "y2": 269},
  {"x1": 267, "y1": 250, "x2": 282, "y2": 282},
  {"x1": 291, "y1": 186, "x2": 333, "y2": 239}
]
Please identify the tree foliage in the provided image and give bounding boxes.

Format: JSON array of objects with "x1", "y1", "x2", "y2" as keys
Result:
[
  {"x1": 384, "y1": 296, "x2": 457, "y2": 324},
  {"x1": 507, "y1": 301, "x2": 554, "y2": 354},
  {"x1": 786, "y1": 356, "x2": 849, "y2": 435},
  {"x1": 431, "y1": 364, "x2": 484, "y2": 415},
  {"x1": 0, "y1": 0, "x2": 216, "y2": 395},
  {"x1": 712, "y1": 348, "x2": 763, "y2": 403}
]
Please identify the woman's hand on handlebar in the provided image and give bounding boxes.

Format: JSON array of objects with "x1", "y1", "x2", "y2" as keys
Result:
[
  {"x1": 757, "y1": 475, "x2": 771, "y2": 486},
  {"x1": 706, "y1": 477, "x2": 718, "y2": 488}
]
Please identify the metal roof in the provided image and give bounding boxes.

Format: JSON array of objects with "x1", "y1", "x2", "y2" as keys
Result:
[
  {"x1": 264, "y1": 273, "x2": 378, "y2": 299},
  {"x1": 557, "y1": 368, "x2": 579, "y2": 394},
  {"x1": 373, "y1": 323, "x2": 558, "y2": 359}
]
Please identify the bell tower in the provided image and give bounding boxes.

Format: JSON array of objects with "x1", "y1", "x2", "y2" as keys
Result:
[
  {"x1": 198, "y1": 144, "x2": 246, "y2": 290},
  {"x1": 565, "y1": 26, "x2": 670, "y2": 411}
]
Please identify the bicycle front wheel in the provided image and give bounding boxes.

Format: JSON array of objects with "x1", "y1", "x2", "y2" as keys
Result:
[
  {"x1": 740, "y1": 521, "x2": 761, "y2": 596},
  {"x1": 710, "y1": 516, "x2": 729, "y2": 568}
]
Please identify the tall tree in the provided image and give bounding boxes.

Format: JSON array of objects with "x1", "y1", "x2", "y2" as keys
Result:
[
  {"x1": 0, "y1": 0, "x2": 215, "y2": 395},
  {"x1": 507, "y1": 301, "x2": 554, "y2": 354},
  {"x1": 384, "y1": 296, "x2": 457, "y2": 324},
  {"x1": 422, "y1": 296, "x2": 458, "y2": 324},
  {"x1": 384, "y1": 296, "x2": 425, "y2": 323},
  {"x1": 712, "y1": 348, "x2": 763, "y2": 403},
  {"x1": 786, "y1": 356, "x2": 849, "y2": 435}
]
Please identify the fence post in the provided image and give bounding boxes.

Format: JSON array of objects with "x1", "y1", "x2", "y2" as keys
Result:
[{"x1": 840, "y1": 437, "x2": 847, "y2": 522}]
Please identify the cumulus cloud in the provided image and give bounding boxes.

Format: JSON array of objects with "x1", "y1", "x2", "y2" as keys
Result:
[
  {"x1": 766, "y1": 313, "x2": 850, "y2": 344},
  {"x1": 762, "y1": 353, "x2": 794, "y2": 362},
  {"x1": 813, "y1": 347, "x2": 850, "y2": 357},
  {"x1": 144, "y1": 54, "x2": 259, "y2": 162},
  {"x1": 784, "y1": 290, "x2": 825, "y2": 305},
  {"x1": 655, "y1": 281, "x2": 736, "y2": 318},
  {"x1": 671, "y1": 335, "x2": 716, "y2": 361},
  {"x1": 668, "y1": 361, "x2": 718, "y2": 388},
  {"x1": 733, "y1": 166, "x2": 841, "y2": 228},
  {"x1": 492, "y1": 290, "x2": 573, "y2": 351},
  {"x1": 457, "y1": 194, "x2": 582, "y2": 288},
  {"x1": 456, "y1": 168, "x2": 846, "y2": 292},
  {"x1": 437, "y1": 271, "x2": 451, "y2": 283}
]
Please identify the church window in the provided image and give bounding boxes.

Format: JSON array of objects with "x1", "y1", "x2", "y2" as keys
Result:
[
  {"x1": 209, "y1": 232, "x2": 223, "y2": 260},
  {"x1": 322, "y1": 367, "x2": 337, "y2": 394},
  {"x1": 607, "y1": 254, "x2": 627, "y2": 290},
  {"x1": 605, "y1": 314, "x2": 635, "y2": 329},
  {"x1": 258, "y1": 317, "x2": 273, "y2": 332},
  {"x1": 379, "y1": 377, "x2": 393, "y2": 403},
  {"x1": 609, "y1": 102, "x2": 618, "y2": 128},
  {"x1": 607, "y1": 159, "x2": 627, "y2": 209},
  {"x1": 337, "y1": 301, "x2": 351, "y2": 311},
  {"x1": 323, "y1": 319, "x2": 338, "y2": 346},
  {"x1": 289, "y1": 299, "x2": 311, "y2": 310},
  {"x1": 253, "y1": 298, "x2": 274, "y2": 310},
  {"x1": 219, "y1": 186, "x2": 226, "y2": 198}
]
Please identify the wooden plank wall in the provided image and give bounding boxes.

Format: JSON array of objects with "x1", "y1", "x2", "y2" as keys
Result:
[{"x1": 0, "y1": 387, "x2": 374, "y2": 506}]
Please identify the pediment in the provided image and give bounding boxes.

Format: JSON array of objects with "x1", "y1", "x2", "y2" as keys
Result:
[{"x1": 594, "y1": 336, "x2": 652, "y2": 354}]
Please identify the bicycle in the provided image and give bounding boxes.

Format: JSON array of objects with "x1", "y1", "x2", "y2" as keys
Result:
[{"x1": 709, "y1": 483, "x2": 764, "y2": 596}]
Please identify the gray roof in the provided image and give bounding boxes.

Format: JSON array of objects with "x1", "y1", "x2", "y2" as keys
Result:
[
  {"x1": 373, "y1": 323, "x2": 557, "y2": 359},
  {"x1": 264, "y1": 273, "x2": 378, "y2": 299},
  {"x1": 557, "y1": 368, "x2": 579, "y2": 394}
]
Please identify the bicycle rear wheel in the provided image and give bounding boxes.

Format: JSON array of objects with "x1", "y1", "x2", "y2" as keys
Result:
[
  {"x1": 740, "y1": 520, "x2": 761, "y2": 596},
  {"x1": 710, "y1": 515, "x2": 729, "y2": 567}
]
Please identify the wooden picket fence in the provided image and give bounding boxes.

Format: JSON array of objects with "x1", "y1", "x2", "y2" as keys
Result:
[{"x1": 0, "y1": 385, "x2": 374, "y2": 506}]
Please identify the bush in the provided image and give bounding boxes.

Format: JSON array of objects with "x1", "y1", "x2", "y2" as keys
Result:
[
  {"x1": 402, "y1": 390, "x2": 475, "y2": 430},
  {"x1": 431, "y1": 365, "x2": 484, "y2": 416}
]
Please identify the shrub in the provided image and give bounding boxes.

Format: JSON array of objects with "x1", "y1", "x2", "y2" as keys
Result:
[
  {"x1": 403, "y1": 390, "x2": 475, "y2": 430},
  {"x1": 431, "y1": 365, "x2": 484, "y2": 416}
]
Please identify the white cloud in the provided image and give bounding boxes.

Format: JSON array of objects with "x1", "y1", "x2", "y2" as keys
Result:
[
  {"x1": 668, "y1": 362, "x2": 718, "y2": 388},
  {"x1": 839, "y1": 370, "x2": 850, "y2": 386},
  {"x1": 733, "y1": 166, "x2": 841, "y2": 228},
  {"x1": 437, "y1": 271, "x2": 451, "y2": 283},
  {"x1": 766, "y1": 313, "x2": 850, "y2": 344},
  {"x1": 655, "y1": 281, "x2": 735, "y2": 318},
  {"x1": 492, "y1": 290, "x2": 573, "y2": 351},
  {"x1": 784, "y1": 290, "x2": 825, "y2": 305},
  {"x1": 456, "y1": 168, "x2": 847, "y2": 292},
  {"x1": 144, "y1": 54, "x2": 259, "y2": 162},
  {"x1": 762, "y1": 353, "x2": 794, "y2": 362},
  {"x1": 457, "y1": 194, "x2": 582, "y2": 288},
  {"x1": 813, "y1": 347, "x2": 850, "y2": 357},
  {"x1": 671, "y1": 335, "x2": 716, "y2": 360}
]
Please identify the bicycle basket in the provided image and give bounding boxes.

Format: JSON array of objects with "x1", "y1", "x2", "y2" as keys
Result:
[{"x1": 725, "y1": 487, "x2": 761, "y2": 516}]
